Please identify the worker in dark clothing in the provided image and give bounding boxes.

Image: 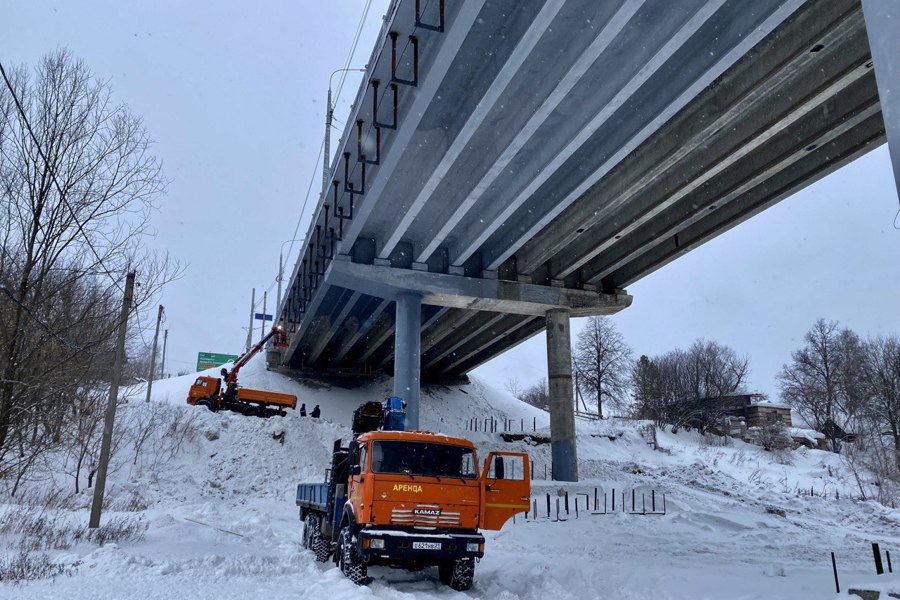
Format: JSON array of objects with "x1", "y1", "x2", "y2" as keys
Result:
[
  {"x1": 299, "y1": 403, "x2": 307, "y2": 417},
  {"x1": 310, "y1": 404, "x2": 321, "y2": 419},
  {"x1": 220, "y1": 368, "x2": 237, "y2": 403}
]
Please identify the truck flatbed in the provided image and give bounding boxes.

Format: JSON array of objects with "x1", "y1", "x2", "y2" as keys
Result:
[
  {"x1": 235, "y1": 387, "x2": 297, "y2": 409},
  {"x1": 296, "y1": 483, "x2": 328, "y2": 510}
]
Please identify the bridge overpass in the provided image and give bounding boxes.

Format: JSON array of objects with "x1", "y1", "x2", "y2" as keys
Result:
[{"x1": 272, "y1": 0, "x2": 900, "y2": 480}]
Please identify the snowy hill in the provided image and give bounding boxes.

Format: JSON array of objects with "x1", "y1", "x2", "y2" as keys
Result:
[{"x1": 2, "y1": 354, "x2": 899, "y2": 599}]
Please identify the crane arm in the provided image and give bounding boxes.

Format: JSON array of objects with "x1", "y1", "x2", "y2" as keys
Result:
[{"x1": 227, "y1": 325, "x2": 283, "y2": 381}]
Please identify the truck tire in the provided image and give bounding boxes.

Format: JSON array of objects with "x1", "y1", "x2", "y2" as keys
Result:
[
  {"x1": 445, "y1": 558, "x2": 474, "y2": 591},
  {"x1": 338, "y1": 526, "x2": 369, "y2": 585},
  {"x1": 196, "y1": 399, "x2": 216, "y2": 412},
  {"x1": 307, "y1": 515, "x2": 330, "y2": 562}
]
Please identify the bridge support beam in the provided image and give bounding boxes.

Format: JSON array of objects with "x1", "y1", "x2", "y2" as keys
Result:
[
  {"x1": 327, "y1": 260, "x2": 632, "y2": 317},
  {"x1": 394, "y1": 292, "x2": 422, "y2": 430},
  {"x1": 546, "y1": 308, "x2": 577, "y2": 482},
  {"x1": 862, "y1": 0, "x2": 900, "y2": 198}
]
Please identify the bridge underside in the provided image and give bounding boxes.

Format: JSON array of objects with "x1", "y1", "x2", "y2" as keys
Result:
[{"x1": 276, "y1": 0, "x2": 887, "y2": 381}]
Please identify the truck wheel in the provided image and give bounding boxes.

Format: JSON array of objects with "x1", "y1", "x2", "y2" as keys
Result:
[
  {"x1": 306, "y1": 515, "x2": 330, "y2": 562},
  {"x1": 312, "y1": 533, "x2": 331, "y2": 562},
  {"x1": 196, "y1": 399, "x2": 216, "y2": 412},
  {"x1": 338, "y1": 526, "x2": 369, "y2": 585},
  {"x1": 446, "y1": 558, "x2": 474, "y2": 591}
]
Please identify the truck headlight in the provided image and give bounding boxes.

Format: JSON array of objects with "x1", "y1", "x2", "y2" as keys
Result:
[
  {"x1": 370, "y1": 538, "x2": 385, "y2": 549},
  {"x1": 467, "y1": 543, "x2": 481, "y2": 553}
]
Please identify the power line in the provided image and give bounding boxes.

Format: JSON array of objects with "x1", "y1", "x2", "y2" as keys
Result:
[
  {"x1": 132, "y1": 303, "x2": 152, "y2": 348},
  {"x1": 0, "y1": 60, "x2": 126, "y2": 293},
  {"x1": 284, "y1": 138, "x2": 324, "y2": 274},
  {"x1": 333, "y1": 0, "x2": 374, "y2": 107}
]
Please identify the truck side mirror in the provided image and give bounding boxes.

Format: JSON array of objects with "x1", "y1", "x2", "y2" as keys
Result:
[
  {"x1": 494, "y1": 456, "x2": 505, "y2": 480},
  {"x1": 350, "y1": 464, "x2": 361, "y2": 476}
]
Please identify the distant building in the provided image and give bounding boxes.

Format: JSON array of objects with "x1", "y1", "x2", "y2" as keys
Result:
[
  {"x1": 788, "y1": 427, "x2": 827, "y2": 449},
  {"x1": 708, "y1": 393, "x2": 832, "y2": 449},
  {"x1": 711, "y1": 393, "x2": 793, "y2": 428},
  {"x1": 820, "y1": 419, "x2": 858, "y2": 444}
]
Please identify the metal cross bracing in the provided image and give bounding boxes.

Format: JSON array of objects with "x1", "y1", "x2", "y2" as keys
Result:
[{"x1": 274, "y1": 0, "x2": 892, "y2": 384}]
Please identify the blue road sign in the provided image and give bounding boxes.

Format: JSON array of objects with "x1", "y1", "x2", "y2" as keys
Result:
[{"x1": 254, "y1": 313, "x2": 273, "y2": 321}]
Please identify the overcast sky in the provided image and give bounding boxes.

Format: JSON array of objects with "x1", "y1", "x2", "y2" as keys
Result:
[{"x1": 3, "y1": 1, "x2": 899, "y2": 404}]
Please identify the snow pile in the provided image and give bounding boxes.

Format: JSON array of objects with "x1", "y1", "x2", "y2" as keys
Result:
[{"x1": 1, "y1": 353, "x2": 898, "y2": 599}]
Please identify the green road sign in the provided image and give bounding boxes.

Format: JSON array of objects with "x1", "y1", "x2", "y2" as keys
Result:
[{"x1": 197, "y1": 352, "x2": 240, "y2": 371}]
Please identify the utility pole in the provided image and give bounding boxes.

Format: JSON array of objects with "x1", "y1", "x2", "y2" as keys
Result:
[
  {"x1": 261, "y1": 291, "x2": 267, "y2": 343},
  {"x1": 322, "y1": 68, "x2": 364, "y2": 194},
  {"x1": 160, "y1": 328, "x2": 169, "y2": 379},
  {"x1": 246, "y1": 288, "x2": 255, "y2": 351},
  {"x1": 90, "y1": 271, "x2": 135, "y2": 529},
  {"x1": 323, "y1": 86, "x2": 333, "y2": 194},
  {"x1": 276, "y1": 252, "x2": 283, "y2": 328},
  {"x1": 145, "y1": 304, "x2": 164, "y2": 403}
]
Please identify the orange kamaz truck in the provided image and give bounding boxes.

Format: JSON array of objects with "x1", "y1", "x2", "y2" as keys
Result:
[{"x1": 296, "y1": 430, "x2": 530, "y2": 590}]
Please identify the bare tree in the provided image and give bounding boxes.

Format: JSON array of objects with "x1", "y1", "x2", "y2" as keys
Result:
[
  {"x1": 632, "y1": 355, "x2": 664, "y2": 425},
  {"x1": 572, "y1": 316, "x2": 632, "y2": 418},
  {"x1": 520, "y1": 378, "x2": 549, "y2": 411},
  {"x1": 630, "y1": 340, "x2": 750, "y2": 432},
  {"x1": 863, "y1": 335, "x2": 900, "y2": 469},
  {"x1": 778, "y1": 319, "x2": 865, "y2": 451},
  {"x1": 504, "y1": 377, "x2": 522, "y2": 400},
  {"x1": 0, "y1": 51, "x2": 178, "y2": 483}
]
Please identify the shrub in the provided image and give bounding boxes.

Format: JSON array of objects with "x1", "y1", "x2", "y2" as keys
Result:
[
  {"x1": 754, "y1": 422, "x2": 792, "y2": 452},
  {"x1": 0, "y1": 549, "x2": 79, "y2": 583},
  {"x1": 87, "y1": 516, "x2": 147, "y2": 546}
]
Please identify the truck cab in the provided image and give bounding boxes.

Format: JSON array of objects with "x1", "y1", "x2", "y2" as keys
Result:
[
  {"x1": 186, "y1": 376, "x2": 221, "y2": 409},
  {"x1": 349, "y1": 431, "x2": 529, "y2": 532},
  {"x1": 297, "y1": 430, "x2": 530, "y2": 590}
]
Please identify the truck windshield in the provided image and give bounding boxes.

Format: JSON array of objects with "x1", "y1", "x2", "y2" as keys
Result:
[{"x1": 371, "y1": 441, "x2": 477, "y2": 479}]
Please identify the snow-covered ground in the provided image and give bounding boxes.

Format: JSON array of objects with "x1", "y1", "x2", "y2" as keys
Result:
[{"x1": 2, "y1": 354, "x2": 898, "y2": 599}]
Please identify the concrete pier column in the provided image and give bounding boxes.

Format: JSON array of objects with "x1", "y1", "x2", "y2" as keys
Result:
[
  {"x1": 862, "y1": 0, "x2": 900, "y2": 197},
  {"x1": 546, "y1": 308, "x2": 578, "y2": 481},
  {"x1": 394, "y1": 292, "x2": 422, "y2": 430}
]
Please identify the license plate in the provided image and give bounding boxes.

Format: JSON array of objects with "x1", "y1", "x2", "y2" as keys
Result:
[{"x1": 412, "y1": 541, "x2": 441, "y2": 550}]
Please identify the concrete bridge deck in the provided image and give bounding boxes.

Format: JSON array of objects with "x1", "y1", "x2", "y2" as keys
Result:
[{"x1": 275, "y1": 0, "x2": 888, "y2": 387}]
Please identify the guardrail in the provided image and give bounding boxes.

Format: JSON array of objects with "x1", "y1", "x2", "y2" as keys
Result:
[{"x1": 512, "y1": 487, "x2": 667, "y2": 524}]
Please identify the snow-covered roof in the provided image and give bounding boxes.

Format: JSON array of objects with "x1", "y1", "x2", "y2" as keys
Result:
[
  {"x1": 789, "y1": 427, "x2": 826, "y2": 440},
  {"x1": 719, "y1": 391, "x2": 764, "y2": 398},
  {"x1": 749, "y1": 401, "x2": 791, "y2": 410}
]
